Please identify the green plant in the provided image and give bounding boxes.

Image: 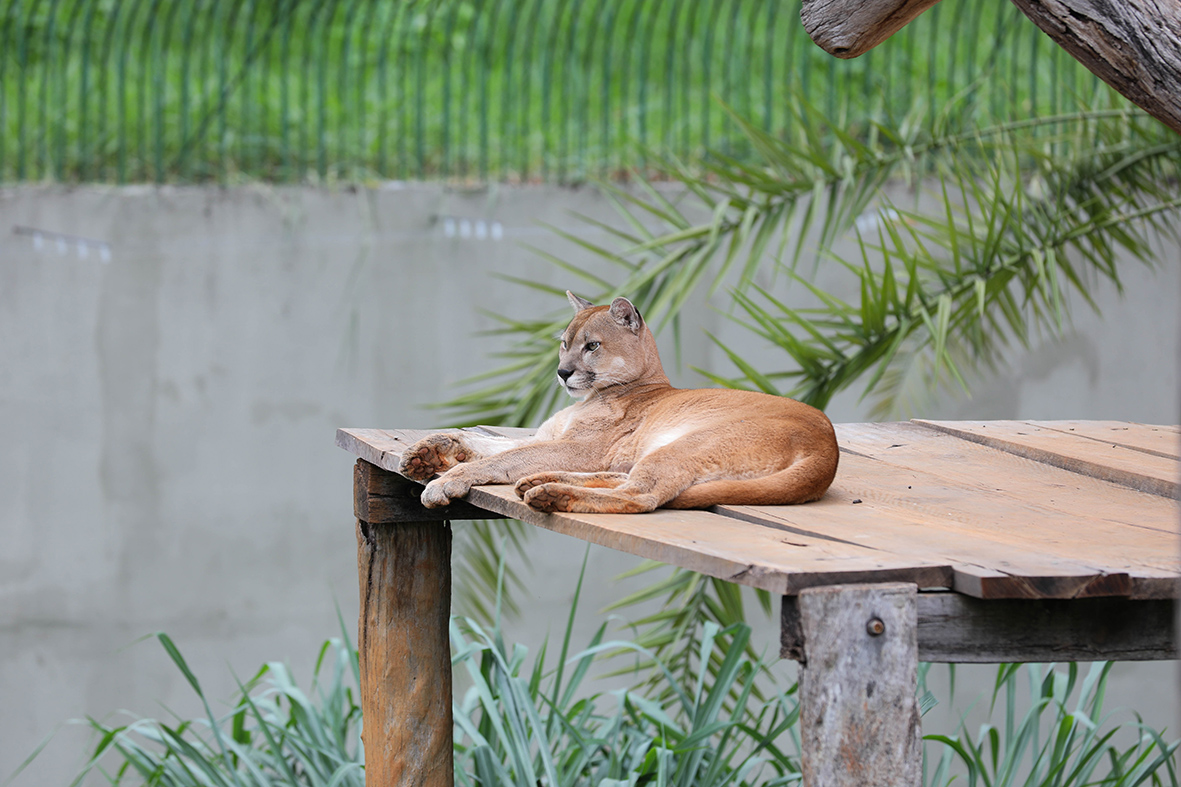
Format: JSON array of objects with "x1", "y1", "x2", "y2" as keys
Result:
[
  {"x1": 59, "y1": 631, "x2": 363, "y2": 786},
  {"x1": 448, "y1": 548, "x2": 798, "y2": 785},
  {"x1": 446, "y1": 104, "x2": 1179, "y2": 425},
  {"x1": 35, "y1": 608, "x2": 1180, "y2": 787},
  {"x1": 442, "y1": 97, "x2": 1180, "y2": 663},
  {"x1": 10, "y1": 550, "x2": 1178, "y2": 786},
  {"x1": 925, "y1": 662, "x2": 1179, "y2": 787}
]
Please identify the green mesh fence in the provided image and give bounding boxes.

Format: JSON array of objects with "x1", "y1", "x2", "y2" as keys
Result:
[{"x1": 0, "y1": 0, "x2": 1104, "y2": 184}]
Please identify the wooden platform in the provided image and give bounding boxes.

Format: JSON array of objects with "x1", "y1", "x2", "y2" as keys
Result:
[
  {"x1": 338, "y1": 419, "x2": 1180, "y2": 787},
  {"x1": 339, "y1": 419, "x2": 1181, "y2": 601}
]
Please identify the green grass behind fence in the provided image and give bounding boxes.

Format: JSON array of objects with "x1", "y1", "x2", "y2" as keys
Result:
[{"x1": 1, "y1": 0, "x2": 1113, "y2": 185}]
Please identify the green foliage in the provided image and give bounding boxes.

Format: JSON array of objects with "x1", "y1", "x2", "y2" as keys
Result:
[
  {"x1": 713, "y1": 111, "x2": 1181, "y2": 417},
  {"x1": 452, "y1": 613, "x2": 803, "y2": 785},
  {"x1": 30, "y1": 600, "x2": 1179, "y2": 787},
  {"x1": 442, "y1": 103, "x2": 1180, "y2": 427},
  {"x1": 925, "y1": 662, "x2": 1179, "y2": 787},
  {"x1": 61, "y1": 633, "x2": 363, "y2": 786},
  {"x1": 1, "y1": 0, "x2": 1106, "y2": 183},
  {"x1": 439, "y1": 96, "x2": 1179, "y2": 697},
  {"x1": 453, "y1": 518, "x2": 534, "y2": 623},
  {"x1": 597, "y1": 561, "x2": 777, "y2": 707}
]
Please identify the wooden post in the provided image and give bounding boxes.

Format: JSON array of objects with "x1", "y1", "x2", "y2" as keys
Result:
[
  {"x1": 797, "y1": 583, "x2": 921, "y2": 787},
  {"x1": 355, "y1": 461, "x2": 454, "y2": 787}
]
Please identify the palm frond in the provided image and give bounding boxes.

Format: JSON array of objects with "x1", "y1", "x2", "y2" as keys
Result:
[{"x1": 435, "y1": 94, "x2": 1178, "y2": 697}]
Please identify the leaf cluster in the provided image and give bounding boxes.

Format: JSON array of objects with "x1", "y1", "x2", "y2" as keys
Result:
[
  {"x1": 598, "y1": 561, "x2": 777, "y2": 708},
  {"x1": 441, "y1": 99, "x2": 1179, "y2": 676},
  {"x1": 53, "y1": 631, "x2": 363, "y2": 787},
  {"x1": 442, "y1": 102, "x2": 1179, "y2": 428},
  {"x1": 13, "y1": 576, "x2": 1179, "y2": 787},
  {"x1": 715, "y1": 110, "x2": 1181, "y2": 416},
  {"x1": 453, "y1": 613, "x2": 801, "y2": 786},
  {"x1": 926, "y1": 661, "x2": 1179, "y2": 787}
]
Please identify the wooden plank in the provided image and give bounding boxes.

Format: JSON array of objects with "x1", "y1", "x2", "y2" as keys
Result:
[
  {"x1": 838, "y1": 422, "x2": 1181, "y2": 537},
  {"x1": 915, "y1": 593, "x2": 1177, "y2": 662},
  {"x1": 1024, "y1": 420, "x2": 1181, "y2": 460},
  {"x1": 465, "y1": 484, "x2": 953, "y2": 595},
  {"x1": 832, "y1": 422, "x2": 1181, "y2": 599},
  {"x1": 782, "y1": 593, "x2": 1178, "y2": 663},
  {"x1": 913, "y1": 420, "x2": 1180, "y2": 498},
  {"x1": 338, "y1": 426, "x2": 537, "y2": 474},
  {"x1": 721, "y1": 475, "x2": 1138, "y2": 600},
  {"x1": 339, "y1": 427, "x2": 464, "y2": 473},
  {"x1": 356, "y1": 517, "x2": 453, "y2": 787},
  {"x1": 797, "y1": 583, "x2": 921, "y2": 787},
  {"x1": 339, "y1": 426, "x2": 952, "y2": 594},
  {"x1": 338, "y1": 422, "x2": 1179, "y2": 599},
  {"x1": 354, "y1": 459, "x2": 507, "y2": 523}
]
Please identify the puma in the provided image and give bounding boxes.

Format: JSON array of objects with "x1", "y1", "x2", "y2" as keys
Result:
[{"x1": 399, "y1": 292, "x2": 839, "y2": 514}]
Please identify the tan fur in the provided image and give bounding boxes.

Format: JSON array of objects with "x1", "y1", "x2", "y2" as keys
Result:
[{"x1": 400, "y1": 293, "x2": 839, "y2": 514}]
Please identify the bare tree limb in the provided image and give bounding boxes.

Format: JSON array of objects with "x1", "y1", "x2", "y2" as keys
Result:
[
  {"x1": 800, "y1": 0, "x2": 943, "y2": 58},
  {"x1": 799, "y1": 0, "x2": 1181, "y2": 135},
  {"x1": 1007, "y1": 0, "x2": 1181, "y2": 134}
]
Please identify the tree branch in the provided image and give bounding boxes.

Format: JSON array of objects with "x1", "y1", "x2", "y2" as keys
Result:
[
  {"x1": 799, "y1": 0, "x2": 1181, "y2": 134},
  {"x1": 800, "y1": 0, "x2": 943, "y2": 58},
  {"x1": 1007, "y1": 0, "x2": 1181, "y2": 134}
]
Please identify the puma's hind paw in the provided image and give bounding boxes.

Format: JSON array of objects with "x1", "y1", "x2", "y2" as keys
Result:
[
  {"x1": 514, "y1": 473, "x2": 567, "y2": 499},
  {"x1": 399, "y1": 434, "x2": 471, "y2": 481},
  {"x1": 522, "y1": 484, "x2": 576, "y2": 513},
  {"x1": 516, "y1": 471, "x2": 629, "y2": 498}
]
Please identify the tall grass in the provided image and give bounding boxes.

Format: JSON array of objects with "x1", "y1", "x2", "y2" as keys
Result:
[
  {"x1": 59, "y1": 633, "x2": 364, "y2": 787},
  {"x1": 15, "y1": 579, "x2": 1177, "y2": 786}
]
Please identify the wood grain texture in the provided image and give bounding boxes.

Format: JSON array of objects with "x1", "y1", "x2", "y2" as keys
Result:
[
  {"x1": 797, "y1": 0, "x2": 1181, "y2": 134},
  {"x1": 800, "y1": 0, "x2": 943, "y2": 58},
  {"x1": 464, "y1": 483, "x2": 953, "y2": 595},
  {"x1": 1006, "y1": 0, "x2": 1181, "y2": 135},
  {"x1": 798, "y1": 583, "x2": 922, "y2": 787},
  {"x1": 783, "y1": 593, "x2": 1178, "y2": 662},
  {"x1": 356, "y1": 519, "x2": 453, "y2": 787},
  {"x1": 795, "y1": 422, "x2": 1181, "y2": 598},
  {"x1": 840, "y1": 422, "x2": 1181, "y2": 537},
  {"x1": 1024, "y1": 421, "x2": 1181, "y2": 460},
  {"x1": 339, "y1": 421, "x2": 1180, "y2": 600},
  {"x1": 721, "y1": 472, "x2": 1139, "y2": 600},
  {"x1": 338, "y1": 426, "x2": 536, "y2": 474},
  {"x1": 354, "y1": 459, "x2": 505, "y2": 523},
  {"x1": 913, "y1": 420, "x2": 1181, "y2": 499}
]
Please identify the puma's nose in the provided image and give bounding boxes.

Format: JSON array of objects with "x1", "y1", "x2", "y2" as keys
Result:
[{"x1": 557, "y1": 368, "x2": 574, "y2": 382}]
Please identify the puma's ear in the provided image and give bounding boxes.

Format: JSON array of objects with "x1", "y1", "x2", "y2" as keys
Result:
[
  {"x1": 609, "y1": 297, "x2": 644, "y2": 335},
  {"x1": 567, "y1": 291, "x2": 595, "y2": 312}
]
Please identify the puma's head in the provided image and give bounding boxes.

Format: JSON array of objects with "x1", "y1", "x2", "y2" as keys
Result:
[{"x1": 557, "y1": 292, "x2": 670, "y2": 398}]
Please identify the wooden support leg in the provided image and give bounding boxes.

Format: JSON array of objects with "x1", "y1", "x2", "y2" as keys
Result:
[
  {"x1": 356, "y1": 516, "x2": 453, "y2": 786},
  {"x1": 797, "y1": 583, "x2": 921, "y2": 787}
]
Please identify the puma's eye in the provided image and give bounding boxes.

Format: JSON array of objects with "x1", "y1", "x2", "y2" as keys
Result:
[
  {"x1": 560, "y1": 340, "x2": 567, "y2": 350},
  {"x1": 585, "y1": 341, "x2": 601, "y2": 352}
]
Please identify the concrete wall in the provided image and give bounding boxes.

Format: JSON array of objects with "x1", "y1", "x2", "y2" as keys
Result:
[{"x1": 1, "y1": 184, "x2": 1177, "y2": 784}]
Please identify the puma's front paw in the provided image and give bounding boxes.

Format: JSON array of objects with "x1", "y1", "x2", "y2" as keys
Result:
[
  {"x1": 399, "y1": 434, "x2": 471, "y2": 481},
  {"x1": 421, "y1": 475, "x2": 473, "y2": 509}
]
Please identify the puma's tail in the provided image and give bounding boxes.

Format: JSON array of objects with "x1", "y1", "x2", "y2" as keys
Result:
[{"x1": 664, "y1": 451, "x2": 839, "y2": 509}]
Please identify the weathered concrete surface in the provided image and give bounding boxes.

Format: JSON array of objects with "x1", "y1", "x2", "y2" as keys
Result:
[{"x1": 1, "y1": 184, "x2": 1178, "y2": 784}]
